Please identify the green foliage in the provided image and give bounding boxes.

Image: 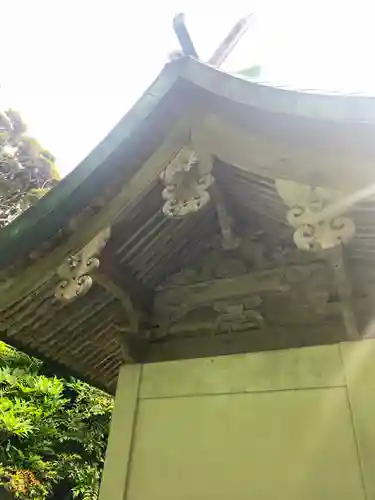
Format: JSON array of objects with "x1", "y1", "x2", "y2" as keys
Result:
[
  {"x1": 0, "y1": 110, "x2": 60, "y2": 228},
  {"x1": 0, "y1": 342, "x2": 113, "y2": 499}
]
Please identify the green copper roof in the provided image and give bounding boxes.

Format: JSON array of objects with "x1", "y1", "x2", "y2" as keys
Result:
[
  {"x1": 1, "y1": 57, "x2": 375, "y2": 391},
  {"x1": 1, "y1": 57, "x2": 375, "y2": 269}
]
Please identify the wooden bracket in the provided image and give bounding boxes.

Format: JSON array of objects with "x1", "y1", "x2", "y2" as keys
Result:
[
  {"x1": 98, "y1": 244, "x2": 153, "y2": 361},
  {"x1": 55, "y1": 227, "x2": 111, "y2": 301},
  {"x1": 276, "y1": 179, "x2": 355, "y2": 251},
  {"x1": 276, "y1": 179, "x2": 359, "y2": 339},
  {"x1": 160, "y1": 146, "x2": 214, "y2": 217}
]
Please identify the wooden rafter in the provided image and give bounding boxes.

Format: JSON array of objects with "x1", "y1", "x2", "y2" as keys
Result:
[{"x1": 0, "y1": 118, "x2": 190, "y2": 311}]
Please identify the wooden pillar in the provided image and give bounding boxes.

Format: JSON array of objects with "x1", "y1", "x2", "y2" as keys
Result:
[{"x1": 99, "y1": 364, "x2": 141, "y2": 500}]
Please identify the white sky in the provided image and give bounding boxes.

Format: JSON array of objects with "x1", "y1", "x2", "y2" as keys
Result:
[{"x1": 2, "y1": 0, "x2": 375, "y2": 175}]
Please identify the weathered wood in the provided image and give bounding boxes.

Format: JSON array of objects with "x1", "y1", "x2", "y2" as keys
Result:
[
  {"x1": 0, "y1": 118, "x2": 190, "y2": 311},
  {"x1": 95, "y1": 272, "x2": 139, "y2": 333},
  {"x1": 96, "y1": 255, "x2": 153, "y2": 362},
  {"x1": 155, "y1": 263, "x2": 325, "y2": 310},
  {"x1": 195, "y1": 115, "x2": 375, "y2": 191},
  {"x1": 275, "y1": 179, "x2": 355, "y2": 251},
  {"x1": 99, "y1": 252, "x2": 153, "y2": 313},
  {"x1": 208, "y1": 15, "x2": 251, "y2": 67},
  {"x1": 143, "y1": 322, "x2": 345, "y2": 363}
]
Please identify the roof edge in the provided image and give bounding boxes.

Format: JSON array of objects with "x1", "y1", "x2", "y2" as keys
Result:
[
  {"x1": 2, "y1": 56, "x2": 375, "y2": 269},
  {"x1": 180, "y1": 58, "x2": 375, "y2": 124},
  {"x1": 0, "y1": 58, "x2": 190, "y2": 267}
]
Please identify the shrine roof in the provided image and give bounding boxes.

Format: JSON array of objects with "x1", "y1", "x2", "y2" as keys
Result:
[
  {"x1": 1, "y1": 57, "x2": 375, "y2": 393},
  {"x1": 1, "y1": 56, "x2": 375, "y2": 268}
]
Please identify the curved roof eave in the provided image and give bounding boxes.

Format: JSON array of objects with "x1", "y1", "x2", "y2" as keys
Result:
[
  {"x1": 0, "y1": 57, "x2": 188, "y2": 268},
  {"x1": 183, "y1": 58, "x2": 375, "y2": 124},
  {"x1": 1, "y1": 56, "x2": 375, "y2": 269}
]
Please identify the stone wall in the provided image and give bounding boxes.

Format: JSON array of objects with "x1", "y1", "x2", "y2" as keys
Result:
[{"x1": 100, "y1": 340, "x2": 375, "y2": 500}]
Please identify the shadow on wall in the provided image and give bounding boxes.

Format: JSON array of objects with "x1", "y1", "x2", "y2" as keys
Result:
[{"x1": 0, "y1": 488, "x2": 12, "y2": 500}]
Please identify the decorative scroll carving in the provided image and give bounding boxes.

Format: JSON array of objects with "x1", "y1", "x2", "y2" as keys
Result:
[
  {"x1": 55, "y1": 227, "x2": 110, "y2": 301},
  {"x1": 161, "y1": 147, "x2": 214, "y2": 217},
  {"x1": 275, "y1": 179, "x2": 355, "y2": 251},
  {"x1": 153, "y1": 294, "x2": 264, "y2": 339},
  {"x1": 213, "y1": 298, "x2": 265, "y2": 332},
  {"x1": 153, "y1": 261, "x2": 335, "y2": 340},
  {"x1": 163, "y1": 230, "x2": 317, "y2": 288}
]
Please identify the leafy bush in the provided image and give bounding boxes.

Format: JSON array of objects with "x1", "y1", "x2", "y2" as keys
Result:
[{"x1": 0, "y1": 342, "x2": 113, "y2": 499}]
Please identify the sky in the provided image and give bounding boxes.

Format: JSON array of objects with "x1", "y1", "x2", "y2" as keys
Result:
[{"x1": 2, "y1": 0, "x2": 375, "y2": 176}]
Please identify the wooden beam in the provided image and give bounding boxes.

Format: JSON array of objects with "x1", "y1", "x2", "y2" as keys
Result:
[
  {"x1": 142, "y1": 322, "x2": 344, "y2": 363},
  {"x1": 172, "y1": 13, "x2": 251, "y2": 66},
  {"x1": 114, "y1": 326, "x2": 148, "y2": 364},
  {"x1": 0, "y1": 118, "x2": 190, "y2": 311},
  {"x1": 96, "y1": 256, "x2": 153, "y2": 362},
  {"x1": 154, "y1": 263, "x2": 325, "y2": 312},
  {"x1": 208, "y1": 15, "x2": 251, "y2": 67},
  {"x1": 196, "y1": 115, "x2": 375, "y2": 192},
  {"x1": 100, "y1": 249, "x2": 153, "y2": 313},
  {"x1": 173, "y1": 13, "x2": 199, "y2": 58},
  {"x1": 95, "y1": 272, "x2": 140, "y2": 334}
]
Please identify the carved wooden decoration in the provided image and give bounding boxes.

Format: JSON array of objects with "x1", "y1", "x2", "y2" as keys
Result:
[
  {"x1": 276, "y1": 180, "x2": 359, "y2": 338},
  {"x1": 161, "y1": 146, "x2": 214, "y2": 217},
  {"x1": 152, "y1": 258, "x2": 334, "y2": 340},
  {"x1": 275, "y1": 179, "x2": 355, "y2": 251},
  {"x1": 55, "y1": 227, "x2": 111, "y2": 301},
  {"x1": 153, "y1": 294, "x2": 264, "y2": 339}
]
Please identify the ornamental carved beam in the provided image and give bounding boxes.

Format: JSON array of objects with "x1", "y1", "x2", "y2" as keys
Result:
[
  {"x1": 55, "y1": 227, "x2": 111, "y2": 301},
  {"x1": 160, "y1": 146, "x2": 214, "y2": 217},
  {"x1": 275, "y1": 179, "x2": 355, "y2": 251},
  {"x1": 276, "y1": 179, "x2": 359, "y2": 338}
]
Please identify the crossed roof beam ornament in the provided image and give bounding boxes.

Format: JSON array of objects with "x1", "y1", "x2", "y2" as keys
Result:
[
  {"x1": 54, "y1": 15, "x2": 251, "y2": 304},
  {"x1": 171, "y1": 14, "x2": 373, "y2": 342},
  {"x1": 54, "y1": 12, "x2": 375, "y2": 344},
  {"x1": 161, "y1": 13, "x2": 251, "y2": 251}
]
